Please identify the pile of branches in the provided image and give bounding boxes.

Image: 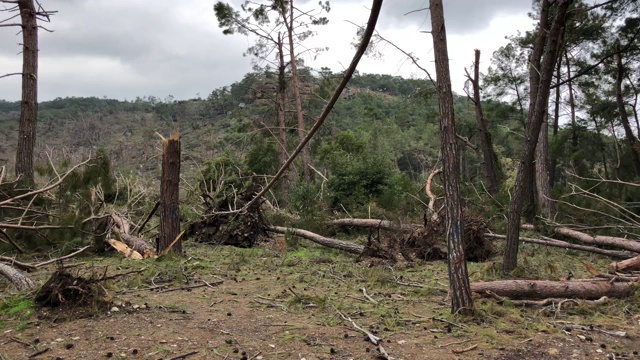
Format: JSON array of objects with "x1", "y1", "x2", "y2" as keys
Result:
[{"x1": 185, "y1": 177, "x2": 269, "y2": 248}]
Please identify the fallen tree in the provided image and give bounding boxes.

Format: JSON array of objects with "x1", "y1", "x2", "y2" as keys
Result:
[
  {"x1": 471, "y1": 280, "x2": 634, "y2": 300},
  {"x1": 327, "y1": 218, "x2": 420, "y2": 232},
  {"x1": 522, "y1": 224, "x2": 640, "y2": 254},
  {"x1": 0, "y1": 262, "x2": 35, "y2": 290},
  {"x1": 267, "y1": 226, "x2": 364, "y2": 255},
  {"x1": 109, "y1": 214, "x2": 156, "y2": 258},
  {"x1": 610, "y1": 254, "x2": 640, "y2": 273},
  {"x1": 485, "y1": 233, "x2": 634, "y2": 259}
]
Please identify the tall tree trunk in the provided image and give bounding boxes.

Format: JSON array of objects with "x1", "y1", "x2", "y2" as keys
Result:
[
  {"x1": 276, "y1": 33, "x2": 289, "y2": 197},
  {"x1": 615, "y1": 52, "x2": 640, "y2": 177},
  {"x1": 283, "y1": 0, "x2": 312, "y2": 182},
  {"x1": 15, "y1": 0, "x2": 38, "y2": 184},
  {"x1": 565, "y1": 50, "x2": 577, "y2": 147},
  {"x1": 470, "y1": 49, "x2": 501, "y2": 194},
  {"x1": 535, "y1": 111, "x2": 556, "y2": 219},
  {"x1": 504, "y1": 0, "x2": 571, "y2": 273},
  {"x1": 158, "y1": 132, "x2": 182, "y2": 254},
  {"x1": 429, "y1": 0, "x2": 474, "y2": 315},
  {"x1": 549, "y1": 55, "x2": 562, "y2": 187}
]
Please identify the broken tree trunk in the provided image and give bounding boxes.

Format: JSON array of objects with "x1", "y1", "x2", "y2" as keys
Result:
[
  {"x1": 159, "y1": 131, "x2": 181, "y2": 254},
  {"x1": 610, "y1": 254, "x2": 640, "y2": 273},
  {"x1": 0, "y1": 263, "x2": 35, "y2": 290},
  {"x1": 327, "y1": 219, "x2": 420, "y2": 232},
  {"x1": 485, "y1": 233, "x2": 634, "y2": 259},
  {"x1": 471, "y1": 280, "x2": 634, "y2": 300},
  {"x1": 111, "y1": 214, "x2": 156, "y2": 258},
  {"x1": 267, "y1": 226, "x2": 364, "y2": 255}
]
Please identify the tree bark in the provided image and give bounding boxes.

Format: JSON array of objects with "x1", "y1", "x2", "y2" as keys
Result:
[
  {"x1": 430, "y1": 0, "x2": 474, "y2": 315},
  {"x1": 549, "y1": 32, "x2": 564, "y2": 187},
  {"x1": 283, "y1": 0, "x2": 312, "y2": 182},
  {"x1": 534, "y1": 111, "x2": 556, "y2": 219},
  {"x1": 615, "y1": 52, "x2": 640, "y2": 177},
  {"x1": 471, "y1": 280, "x2": 633, "y2": 300},
  {"x1": 553, "y1": 226, "x2": 640, "y2": 253},
  {"x1": 15, "y1": 0, "x2": 38, "y2": 184},
  {"x1": 327, "y1": 218, "x2": 420, "y2": 232},
  {"x1": 565, "y1": 49, "x2": 577, "y2": 147},
  {"x1": 469, "y1": 50, "x2": 501, "y2": 194},
  {"x1": 504, "y1": 0, "x2": 571, "y2": 273},
  {"x1": 0, "y1": 262, "x2": 35, "y2": 290},
  {"x1": 485, "y1": 233, "x2": 633, "y2": 259},
  {"x1": 610, "y1": 254, "x2": 640, "y2": 273},
  {"x1": 159, "y1": 132, "x2": 181, "y2": 254},
  {"x1": 267, "y1": 225, "x2": 364, "y2": 254},
  {"x1": 276, "y1": 33, "x2": 290, "y2": 197}
]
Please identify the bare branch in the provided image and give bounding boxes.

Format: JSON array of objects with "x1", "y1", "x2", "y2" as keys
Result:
[{"x1": 0, "y1": 72, "x2": 22, "y2": 79}]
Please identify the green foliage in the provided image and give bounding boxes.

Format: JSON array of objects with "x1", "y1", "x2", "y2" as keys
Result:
[{"x1": 245, "y1": 139, "x2": 279, "y2": 175}]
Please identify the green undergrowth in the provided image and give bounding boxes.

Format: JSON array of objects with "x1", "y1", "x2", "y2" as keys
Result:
[{"x1": 0, "y1": 295, "x2": 35, "y2": 331}]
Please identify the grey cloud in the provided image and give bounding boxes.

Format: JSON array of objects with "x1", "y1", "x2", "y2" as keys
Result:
[
  {"x1": 0, "y1": 0, "x2": 253, "y2": 101},
  {"x1": 299, "y1": 0, "x2": 532, "y2": 34}
]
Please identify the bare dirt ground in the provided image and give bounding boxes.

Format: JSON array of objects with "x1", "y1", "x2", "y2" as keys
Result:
[{"x1": 1, "y1": 242, "x2": 639, "y2": 360}]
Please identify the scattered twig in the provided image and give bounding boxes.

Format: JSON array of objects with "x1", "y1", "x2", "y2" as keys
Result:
[
  {"x1": 27, "y1": 347, "x2": 50, "y2": 358},
  {"x1": 361, "y1": 287, "x2": 378, "y2": 304},
  {"x1": 167, "y1": 351, "x2": 199, "y2": 360},
  {"x1": 432, "y1": 316, "x2": 467, "y2": 329},
  {"x1": 335, "y1": 308, "x2": 381, "y2": 344},
  {"x1": 451, "y1": 344, "x2": 478, "y2": 354},
  {"x1": 438, "y1": 338, "x2": 471, "y2": 348},
  {"x1": 33, "y1": 245, "x2": 91, "y2": 268}
]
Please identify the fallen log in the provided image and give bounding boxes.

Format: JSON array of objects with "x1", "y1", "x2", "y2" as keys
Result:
[
  {"x1": 0, "y1": 263, "x2": 35, "y2": 290},
  {"x1": 610, "y1": 254, "x2": 640, "y2": 273},
  {"x1": 267, "y1": 226, "x2": 364, "y2": 255},
  {"x1": 522, "y1": 224, "x2": 640, "y2": 254},
  {"x1": 485, "y1": 233, "x2": 633, "y2": 259},
  {"x1": 327, "y1": 218, "x2": 420, "y2": 232},
  {"x1": 471, "y1": 280, "x2": 634, "y2": 300}
]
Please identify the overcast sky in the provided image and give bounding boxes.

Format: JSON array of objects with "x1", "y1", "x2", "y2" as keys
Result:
[{"x1": 0, "y1": 0, "x2": 535, "y2": 102}]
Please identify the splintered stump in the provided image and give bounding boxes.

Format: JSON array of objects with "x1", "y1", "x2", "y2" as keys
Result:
[
  {"x1": 159, "y1": 131, "x2": 181, "y2": 254},
  {"x1": 471, "y1": 280, "x2": 634, "y2": 300}
]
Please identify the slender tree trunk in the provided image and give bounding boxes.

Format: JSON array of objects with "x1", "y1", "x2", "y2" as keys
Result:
[
  {"x1": 549, "y1": 55, "x2": 562, "y2": 187},
  {"x1": 470, "y1": 49, "x2": 501, "y2": 194},
  {"x1": 158, "y1": 132, "x2": 181, "y2": 254},
  {"x1": 15, "y1": 0, "x2": 38, "y2": 184},
  {"x1": 276, "y1": 33, "x2": 289, "y2": 197},
  {"x1": 535, "y1": 111, "x2": 556, "y2": 219},
  {"x1": 429, "y1": 0, "x2": 474, "y2": 315},
  {"x1": 565, "y1": 50, "x2": 577, "y2": 147},
  {"x1": 504, "y1": 0, "x2": 571, "y2": 273},
  {"x1": 615, "y1": 53, "x2": 640, "y2": 177},
  {"x1": 283, "y1": 0, "x2": 312, "y2": 182}
]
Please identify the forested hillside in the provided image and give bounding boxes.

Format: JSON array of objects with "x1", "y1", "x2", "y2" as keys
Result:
[{"x1": 1, "y1": 1, "x2": 640, "y2": 358}]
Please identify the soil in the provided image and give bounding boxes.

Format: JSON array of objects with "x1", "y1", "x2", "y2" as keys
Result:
[{"x1": 1, "y1": 243, "x2": 639, "y2": 360}]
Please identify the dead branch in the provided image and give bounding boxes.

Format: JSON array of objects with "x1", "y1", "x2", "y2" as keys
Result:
[
  {"x1": 33, "y1": 245, "x2": 90, "y2": 268},
  {"x1": 0, "y1": 228, "x2": 24, "y2": 253},
  {"x1": 451, "y1": 344, "x2": 478, "y2": 354},
  {"x1": 0, "y1": 256, "x2": 36, "y2": 271},
  {"x1": 553, "y1": 226, "x2": 640, "y2": 253},
  {"x1": 0, "y1": 157, "x2": 91, "y2": 207},
  {"x1": 137, "y1": 200, "x2": 159, "y2": 236}
]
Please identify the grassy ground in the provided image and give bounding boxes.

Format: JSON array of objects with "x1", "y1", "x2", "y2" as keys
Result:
[{"x1": 1, "y1": 239, "x2": 639, "y2": 360}]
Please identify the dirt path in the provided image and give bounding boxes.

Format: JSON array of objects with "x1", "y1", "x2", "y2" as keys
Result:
[{"x1": 1, "y1": 245, "x2": 639, "y2": 359}]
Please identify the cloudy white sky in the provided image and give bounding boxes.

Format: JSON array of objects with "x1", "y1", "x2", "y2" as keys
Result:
[{"x1": 0, "y1": 0, "x2": 535, "y2": 102}]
